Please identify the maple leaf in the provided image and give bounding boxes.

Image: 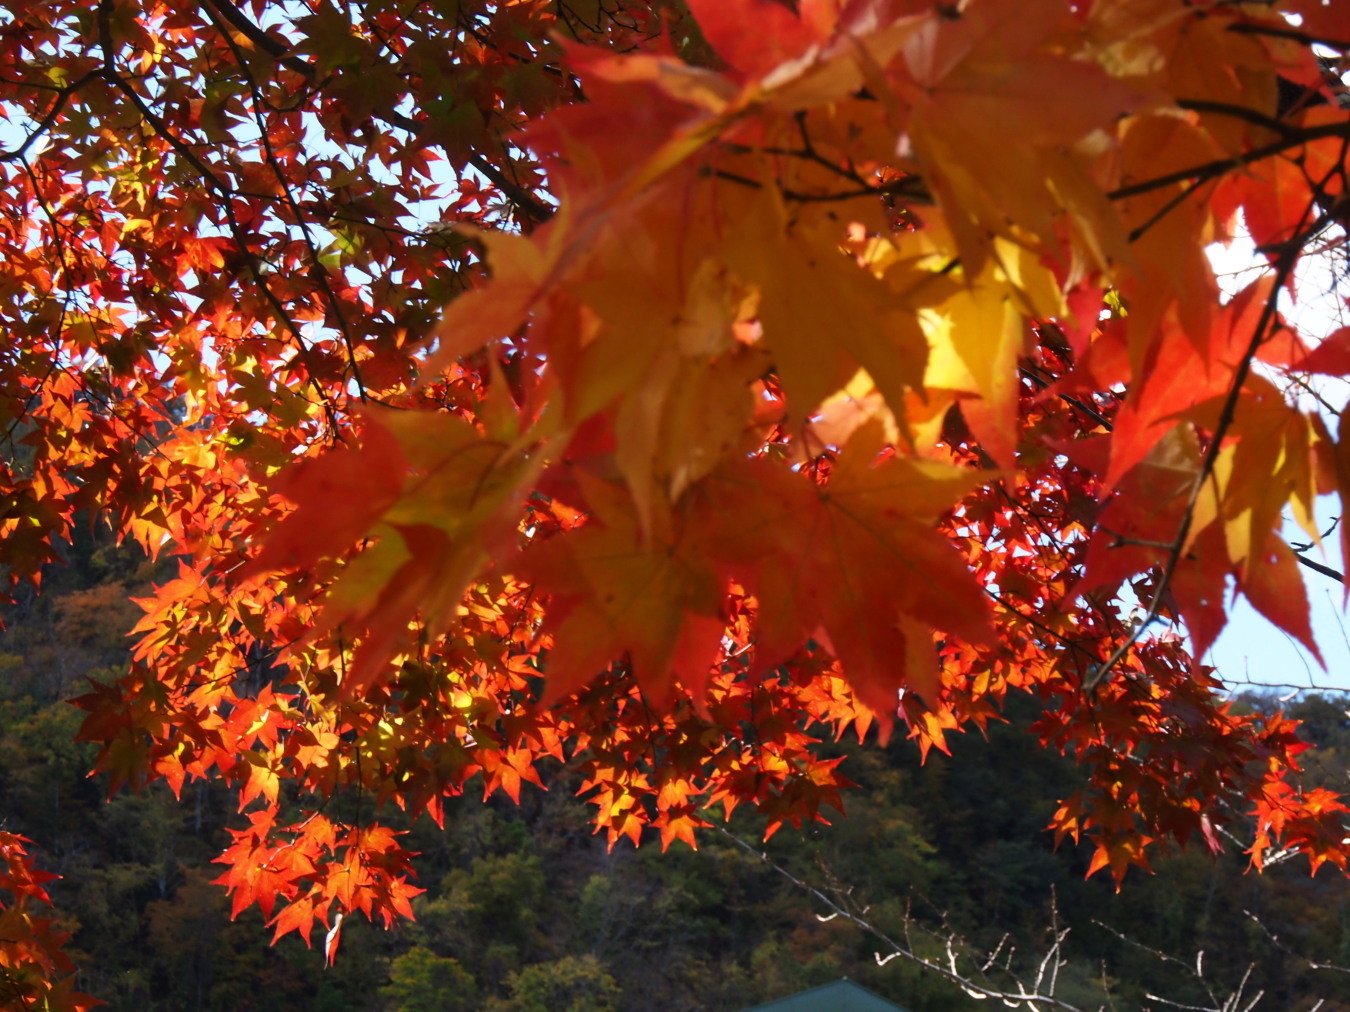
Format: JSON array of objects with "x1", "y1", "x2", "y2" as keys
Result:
[
  {"x1": 726, "y1": 196, "x2": 931, "y2": 425},
  {"x1": 270, "y1": 894, "x2": 319, "y2": 947},
  {"x1": 1086, "y1": 832, "x2": 1156, "y2": 889},
  {"x1": 244, "y1": 416, "x2": 406, "y2": 578},
  {"x1": 685, "y1": 0, "x2": 825, "y2": 78},
  {"x1": 655, "y1": 804, "x2": 707, "y2": 852},
  {"x1": 423, "y1": 223, "x2": 571, "y2": 376},
  {"x1": 894, "y1": 0, "x2": 1141, "y2": 268},
  {"x1": 520, "y1": 471, "x2": 729, "y2": 709},
  {"x1": 921, "y1": 260, "x2": 1035, "y2": 468},
  {"x1": 1295, "y1": 325, "x2": 1350, "y2": 375},
  {"x1": 259, "y1": 405, "x2": 545, "y2": 692},
  {"x1": 1105, "y1": 276, "x2": 1288, "y2": 490},
  {"x1": 710, "y1": 420, "x2": 995, "y2": 728}
]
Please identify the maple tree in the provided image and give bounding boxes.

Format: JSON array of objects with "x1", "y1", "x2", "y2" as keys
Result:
[{"x1": 5, "y1": 0, "x2": 1350, "y2": 1002}]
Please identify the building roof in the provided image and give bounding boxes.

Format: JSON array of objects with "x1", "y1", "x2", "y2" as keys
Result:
[{"x1": 741, "y1": 978, "x2": 912, "y2": 1012}]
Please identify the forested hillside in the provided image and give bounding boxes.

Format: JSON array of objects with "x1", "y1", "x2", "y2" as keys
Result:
[{"x1": 4, "y1": 538, "x2": 1349, "y2": 1012}]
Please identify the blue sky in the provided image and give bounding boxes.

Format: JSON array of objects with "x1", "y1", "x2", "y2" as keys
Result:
[
  {"x1": 1206, "y1": 516, "x2": 1350, "y2": 696},
  {"x1": 1205, "y1": 232, "x2": 1350, "y2": 698}
]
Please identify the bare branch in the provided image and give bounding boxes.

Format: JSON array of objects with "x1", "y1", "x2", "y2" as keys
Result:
[{"x1": 715, "y1": 827, "x2": 1087, "y2": 1012}]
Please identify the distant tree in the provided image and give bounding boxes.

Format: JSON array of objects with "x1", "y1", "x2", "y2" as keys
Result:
[
  {"x1": 381, "y1": 947, "x2": 477, "y2": 1012},
  {"x1": 488, "y1": 955, "x2": 620, "y2": 1012}
]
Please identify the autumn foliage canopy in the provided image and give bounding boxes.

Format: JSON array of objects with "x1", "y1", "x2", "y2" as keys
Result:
[{"x1": 6, "y1": 0, "x2": 1350, "y2": 1003}]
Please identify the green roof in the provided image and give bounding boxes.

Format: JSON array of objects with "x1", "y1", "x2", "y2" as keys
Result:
[{"x1": 742, "y1": 979, "x2": 912, "y2": 1012}]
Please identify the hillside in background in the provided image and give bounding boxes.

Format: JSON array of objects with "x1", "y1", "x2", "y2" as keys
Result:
[{"x1": 2, "y1": 537, "x2": 1349, "y2": 1012}]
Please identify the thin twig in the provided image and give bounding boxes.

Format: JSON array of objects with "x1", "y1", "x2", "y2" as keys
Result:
[
  {"x1": 1085, "y1": 210, "x2": 1312, "y2": 692},
  {"x1": 715, "y1": 827, "x2": 1086, "y2": 1012},
  {"x1": 1294, "y1": 553, "x2": 1345, "y2": 584}
]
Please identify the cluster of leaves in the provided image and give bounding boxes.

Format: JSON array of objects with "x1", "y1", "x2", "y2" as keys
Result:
[
  {"x1": 8, "y1": 571, "x2": 1350, "y2": 1012},
  {"x1": 7, "y1": 0, "x2": 1350, "y2": 986},
  {"x1": 0, "y1": 832, "x2": 94, "y2": 1011}
]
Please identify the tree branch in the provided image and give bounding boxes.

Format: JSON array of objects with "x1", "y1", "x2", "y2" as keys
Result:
[
  {"x1": 0, "y1": 70, "x2": 101, "y2": 163},
  {"x1": 1294, "y1": 552, "x2": 1344, "y2": 584},
  {"x1": 1177, "y1": 98, "x2": 1305, "y2": 139},
  {"x1": 200, "y1": 0, "x2": 313, "y2": 77},
  {"x1": 1227, "y1": 21, "x2": 1350, "y2": 53},
  {"x1": 1108, "y1": 121, "x2": 1350, "y2": 202},
  {"x1": 715, "y1": 827, "x2": 1087, "y2": 1012},
  {"x1": 200, "y1": 0, "x2": 555, "y2": 226},
  {"x1": 1085, "y1": 206, "x2": 1313, "y2": 693}
]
